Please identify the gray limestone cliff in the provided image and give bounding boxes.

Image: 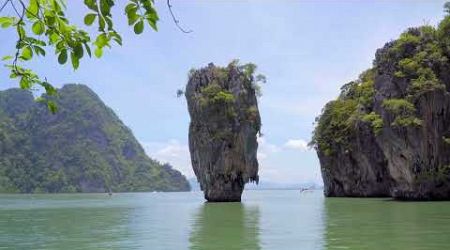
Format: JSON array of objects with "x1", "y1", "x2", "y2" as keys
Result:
[
  {"x1": 312, "y1": 13, "x2": 450, "y2": 200},
  {"x1": 185, "y1": 62, "x2": 262, "y2": 202}
]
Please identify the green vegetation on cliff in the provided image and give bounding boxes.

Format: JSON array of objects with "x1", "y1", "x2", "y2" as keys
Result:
[
  {"x1": 189, "y1": 60, "x2": 264, "y2": 133},
  {"x1": 311, "y1": 4, "x2": 450, "y2": 156},
  {"x1": 0, "y1": 84, "x2": 190, "y2": 193}
]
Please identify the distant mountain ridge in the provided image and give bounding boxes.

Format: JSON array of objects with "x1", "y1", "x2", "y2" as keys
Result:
[{"x1": 0, "y1": 84, "x2": 190, "y2": 193}]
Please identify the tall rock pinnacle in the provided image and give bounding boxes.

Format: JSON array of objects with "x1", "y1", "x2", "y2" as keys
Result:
[{"x1": 185, "y1": 61, "x2": 262, "y2": 202}]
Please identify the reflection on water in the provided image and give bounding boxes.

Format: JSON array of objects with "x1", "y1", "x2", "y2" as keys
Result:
[
  {"x1": 189, "y1": 202, "x2": 260, "y2": 250},
  {"x1": 324, "y1": 198, "x2": 450, "y2": 249}
]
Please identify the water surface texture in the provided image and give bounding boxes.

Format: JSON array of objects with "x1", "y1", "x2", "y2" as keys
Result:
[{"x1": 0, "y1": 190, "x2": 449, "y2": 249}]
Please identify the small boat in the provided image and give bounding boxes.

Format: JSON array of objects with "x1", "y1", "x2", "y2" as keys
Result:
[{"x1": 300, "y1": 187, "x2": 314, "y2": 193}]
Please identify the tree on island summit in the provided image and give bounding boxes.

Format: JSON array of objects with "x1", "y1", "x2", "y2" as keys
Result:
[{"x1": 0, "y1": 0, "x2": 190, "y2": 112}]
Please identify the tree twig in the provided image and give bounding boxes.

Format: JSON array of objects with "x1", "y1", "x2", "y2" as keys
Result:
[
  {"x1": 11, "y1": 0, "x2": 25, "y2": 76},
  {"x1": 167, "y1": 0, "x2": 192, "y2": 33},
  {"x1": 0, "y1": 0, "x2": 11, "y2": 13}
]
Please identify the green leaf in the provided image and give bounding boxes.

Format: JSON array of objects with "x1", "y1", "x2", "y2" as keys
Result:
[
  {"x1": 56, "y1": 41, "x2": 65, "y2": 51},
  {"x1": 84, "y1": 43, "x2": 92, "y2": 57},
  {"x1": 134, "y1": 20, "x2": 144, "y2": 34},
  {"x1": 147, "y1": 18, "x2": 158, "y2": 31},
  {"x1": 32, "y1": 21, "x2": 45, "y2": 35},
  {"x1": 20, "y1": 77, "x2": 32, "y2": 89},
  {"x1": 125, "y1": 3, "x2": 137, "y2": 13},
  {"x1": 105, "y1": 16, "x2": 113, "y2": 31},
  {"x1": 27, "y1": 0, "x2": 39, "y2": 17},
  {"x1": 47, "y1": 101, "x2": 58, "y2": 113},
  {"x1": 84, "y1": 13, "x2": 97, "y2": 26},
  {"x1": 18, "y1": 25, "x2": 26, "y2": 38},
  {"x1": 94, "y1": 47, "x2": 103, "y2": 58},
  {"x1": 74, "y1": 44, "x2": 84, "y2": 59},
  {"x1": 111, "y1": 32, "x2": 122, "y2": 46},
  {"x1": 112, "y1": 37, "x2": 122, "y2": 46},
  {"x1": 1, "y1": 55, "x2": 13, "y2": 61},
  {"x1": 99, "y1": 18, "x2": 105, "y2": 31},
  {"x1": 71, "y1": 52, "x2": 80, "y2": 69},
  {"x1": 49, "y1": 33, "x2": 59, "y2": 44},
  {"x1": 145, "y1": 8, "x2": 159, "y2": 23},
  {"x1": 42, "y1": 82, "x2": 57, "y2": 96},
  {"x1": 33, "y1": 46, "x2": 46, "y2": 56},
  {"x1": 21, "y1": 47, "x2": 33, "y2": 60},
  {"x1": 99, "y1": 0, "x2": 113, "y2": 16},
  {"x1": 127, "y1": 11, "x2": 139, "y2": 25},
  {"x1": 46, "y1": 16, "x2": 56, "y2": 26},
  {"x1": 95, "y1": 33, "x2": 108, "y2": 48},
  {"x1": 0, "y1": 17, "x2": 14, "y2": 28},
  {"x1": 34, "y1": 39, "x2": 46, "y2": 46},
  {"x1": 58, "y1": 49, "x2": 68, "y2": 64},
  {"x1": 84, "y1": 0, "x2": 97, "y2": 11}
]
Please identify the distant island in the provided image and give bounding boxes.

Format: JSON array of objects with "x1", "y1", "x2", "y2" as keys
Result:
[
  {"x1": 311, "y1": 7, "x2": 450, "y2": 200},
  {"x1": 0, "y1": 84, "x2": 190, "y2": 193}
]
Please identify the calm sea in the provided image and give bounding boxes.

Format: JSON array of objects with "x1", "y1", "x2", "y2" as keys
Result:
[{"x1": 1, "y1": 190, "x2": 449, "y2": 249}]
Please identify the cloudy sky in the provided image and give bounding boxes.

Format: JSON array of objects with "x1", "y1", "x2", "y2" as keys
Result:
[{"x1": 0, "y1": 0, "x2": 447, "y2": 186}]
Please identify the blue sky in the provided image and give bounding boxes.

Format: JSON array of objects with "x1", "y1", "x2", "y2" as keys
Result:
[{"x1": 0, "y1": 0, "x2": 448, "y2": 186}]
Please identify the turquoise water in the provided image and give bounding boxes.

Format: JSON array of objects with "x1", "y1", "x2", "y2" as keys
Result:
[{"x1": 0, "y1": 190, "x2": 449, "y2": 249}]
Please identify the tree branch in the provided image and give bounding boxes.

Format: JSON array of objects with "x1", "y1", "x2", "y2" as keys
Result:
[
  {"x1": 0, "y1": 0, "x2": 11, "y2": 13},
  {"x1": 9, "y1": 0, "x2": 20, "y2": 17},
  {"x1": 11, "y1": 1, "x2": 23, "y2": 64},
  {"x1": 167, "y1": 0, "x2": 192, "y2": 33}
]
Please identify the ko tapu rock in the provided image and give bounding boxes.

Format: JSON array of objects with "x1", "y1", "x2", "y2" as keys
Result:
[{"x1": 185, "y1": 61, "x2": 263, "y2": 202}]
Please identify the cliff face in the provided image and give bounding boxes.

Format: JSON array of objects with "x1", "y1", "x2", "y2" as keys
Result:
[
  {"x1": 313, "y1": 13, "x2": 450, "y2": 200},
  {"x1": 185, "y1": 62, "x2": 262, "y2": 202},
  {"x1": 0, "y1": 84, "x2": 190, "y2": 193},
  {"x1": 318, "y1": 121, "x2": 393, "y2": 197}
]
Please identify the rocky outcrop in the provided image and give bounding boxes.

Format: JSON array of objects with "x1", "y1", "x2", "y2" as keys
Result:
[
  {"x1": 313, "y1": 12, "x2": 450, "y2": 200},
  {"x1": 318, "y1": 121, "x2": 393, "y2": 197},
  {"x1": 185, "y1": 62, "x2": 262, "y2": 202}
]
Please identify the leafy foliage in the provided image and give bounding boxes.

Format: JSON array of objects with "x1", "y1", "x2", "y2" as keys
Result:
[
  {"x1": 389, "y1": 26, "x2": 448, "y2": 95},
  {"x1": 0, "y1": 0, "x2": 160, "y2": 112},
  {"x1": 193, "y1": 60, "x2": 265, "y2": 122},
  {"x1": 382, "y1": 98, "x2": 416, "y2": 114},
  {"x1": 311, "y1": 69, "x2": 376, "y2": 154},
  {"x1": 199, "y1": 83, "x2": 235, "y2": 107},
  {"x1": 382, "y1": 99, "x2": 422, "y2": 127},
  {"x1": 361, "y1": 112, "x2": 384, "y2": 134},
  {"x1": 339, "y1": 69, "x2": 375, "y2": 106},
  {"x1": 310, "y1": 99, "x2": 358, "y2": 156},
  {"x1": 0, "y1": 84, "x2": 190, "y2": 193}
]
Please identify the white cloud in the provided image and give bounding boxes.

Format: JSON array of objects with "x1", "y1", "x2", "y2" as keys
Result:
[
  {"x1": 284, "y1": 139, "x2": 310, "y2": 151},
  {"x1": 258, "y1": 137, "x2": 280, "y2": 154},
  {"x1": 142, "y1": 139, "x2": 194, "y2": 178}
]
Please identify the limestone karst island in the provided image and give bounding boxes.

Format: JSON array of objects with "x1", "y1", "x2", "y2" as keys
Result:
[
  {"x1": 185, "y1": 62, "x2": 262, "y2": 202},
  {"x1": 1, "y1": 1, "x2": 450, "y2": 249}
]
